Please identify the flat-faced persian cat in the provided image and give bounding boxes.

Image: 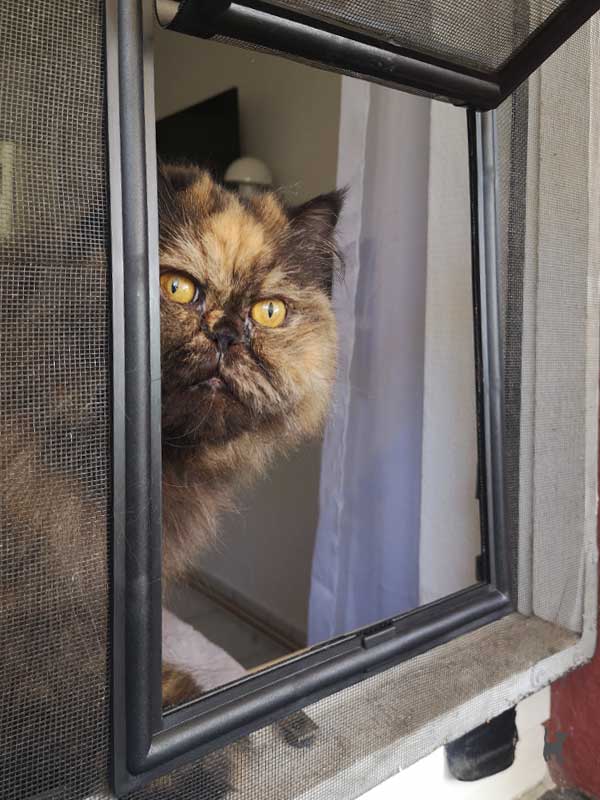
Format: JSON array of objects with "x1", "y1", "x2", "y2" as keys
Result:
[{"x1": 158, "y1": 164, "x2": 344, "y2": 707}]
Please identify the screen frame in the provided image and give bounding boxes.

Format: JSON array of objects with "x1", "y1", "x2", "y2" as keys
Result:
[
  {"x1": 109, "y1": 0, "x2": 512, "y2": 793},
  {"x1": 155, "y1": 0, "x2": 600, "y2": 109}
]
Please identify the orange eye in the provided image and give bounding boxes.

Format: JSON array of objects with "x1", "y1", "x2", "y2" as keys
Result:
[
  {"x1": 250, "y1": 299, "x2": 287, "y2": 328},
  {"x1": 160, "y1": 271, "x2": 198, "y2": 304}
]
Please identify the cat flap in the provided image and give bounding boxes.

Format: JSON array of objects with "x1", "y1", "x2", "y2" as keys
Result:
[{"x1": 112, "y1": 2, "x2": 599, "y2": 796}]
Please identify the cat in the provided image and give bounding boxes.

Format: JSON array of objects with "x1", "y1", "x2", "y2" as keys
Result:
[{"x1": 157, "y1": 163, "x2": 344, "y2": 706}]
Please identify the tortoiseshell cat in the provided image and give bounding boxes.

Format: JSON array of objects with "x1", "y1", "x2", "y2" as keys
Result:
[{"x1": 158, "y1": 164, "x2": 344, "y2": 706}]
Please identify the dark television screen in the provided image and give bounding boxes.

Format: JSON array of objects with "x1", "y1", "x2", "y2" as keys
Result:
[{"x1": 156, "y1": 87, "x2": 240, "y2": 180}]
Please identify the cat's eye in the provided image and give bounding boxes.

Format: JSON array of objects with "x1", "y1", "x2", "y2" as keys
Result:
[
  {"x1": 160, "y1": 271, "x2": 199, "y2": 304},
  {"x1": 250, "y1": 299, "x2": 287, "y2": 328}
]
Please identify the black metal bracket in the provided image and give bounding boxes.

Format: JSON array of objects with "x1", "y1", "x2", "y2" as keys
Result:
[
  {"x1": 156, "y1": 0, "x2": 600, "y2": 110},
  {"x1": 445, "y1": 707, "x2": 518, "y2": 781},
  {"x1": 161, "y1": 0, "x2": 232, "y2": 37}
]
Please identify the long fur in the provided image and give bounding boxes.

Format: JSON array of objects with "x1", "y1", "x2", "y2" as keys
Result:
[{"x1": 158, "y1": 164, "x2": 344, "y2": 583}]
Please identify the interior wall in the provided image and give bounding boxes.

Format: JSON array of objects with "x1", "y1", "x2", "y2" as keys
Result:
[
  {"x1": 418, "y1": 104, "x2": 481, "y2": 604},
  {"x1": 153, "y1": 26, "x2": 341, "y2": 203},
  {"x1": 200, "y1": 443, "x2": 324, "y2": 645},
  {"x1": 153, "y1": 24, "x2": 341, "y2": 642}
]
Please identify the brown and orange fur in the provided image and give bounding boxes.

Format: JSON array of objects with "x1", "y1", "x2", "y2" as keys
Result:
[{"x1": 158, "y1": 163, "x2": 343, "y2": 704}]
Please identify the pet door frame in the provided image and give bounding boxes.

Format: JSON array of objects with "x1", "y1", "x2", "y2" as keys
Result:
[{"x1": 112, "y1": 0, "x2": 513, "y2": 794}]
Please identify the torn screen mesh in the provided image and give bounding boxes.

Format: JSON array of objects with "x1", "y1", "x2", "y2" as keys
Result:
[{"x1": 0, "y1": 1, "x2": 110, "y2": 799}]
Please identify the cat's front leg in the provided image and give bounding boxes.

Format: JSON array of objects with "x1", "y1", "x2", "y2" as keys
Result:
[
  {"x1": 159, "y1": 663, "x2": 236, "y2": 799},
  {"x1": 162, "y1": 662, "x2": 201, "y2": 710}
]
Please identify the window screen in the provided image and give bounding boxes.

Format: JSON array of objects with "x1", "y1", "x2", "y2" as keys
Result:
[
  {"x1": 260, "y1": 0, "x2": 564, "y2": 71},
  {"x1": 0, "y1": 1, "x2": 110, "y2": 798}
]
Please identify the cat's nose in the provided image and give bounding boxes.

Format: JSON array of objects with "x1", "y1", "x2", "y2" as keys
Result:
[
  {"x1": 207, "y1": 322, "x2": 239, "y2": 354},
  {"x1": 216, "y1": 330, "x2": 237, "y2": 353}
]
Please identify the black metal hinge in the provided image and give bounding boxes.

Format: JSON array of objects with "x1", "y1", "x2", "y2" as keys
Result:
[{"x1": 445, "y1": 707, "x2": 518, "y2": 781}]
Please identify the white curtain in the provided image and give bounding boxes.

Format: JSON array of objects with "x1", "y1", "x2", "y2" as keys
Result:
[
  {"x1": 308, "y1": 79, "x2": 431, "y2": 643},
  {"x1": 308, "y1": 78, "x2": 482, "y2": 644}
]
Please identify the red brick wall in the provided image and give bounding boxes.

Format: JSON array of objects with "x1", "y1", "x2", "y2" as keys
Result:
[{"x1": 545, "y1": 414, "x2": 600, "y2": 799}]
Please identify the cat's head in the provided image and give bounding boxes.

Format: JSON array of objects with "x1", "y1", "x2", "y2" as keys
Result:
[{"x1": 158, "y1": 164, "x2": 344, "y2": 451}]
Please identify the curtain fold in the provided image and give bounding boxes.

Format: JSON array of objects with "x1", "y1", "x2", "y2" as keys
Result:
[{"x1": 308, "y1": 79, "x2": 431, "y2": 643}]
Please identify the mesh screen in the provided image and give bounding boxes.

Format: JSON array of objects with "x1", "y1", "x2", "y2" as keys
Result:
[
  {"x1": 496, "y1": 17, "x2": 597, "y2": 629},
  {"x1": 250, "y1": 0, "x2": 565, "y2": 72},
  {"x1": 496, "y1": 85, "x2": 529, "y2": 609},
  {"x1": 126, "y1": 615, "x2": 576, "y2": 800},
  {"x1": 0, "y1": 1, "x2": 110, "y2": 799}
]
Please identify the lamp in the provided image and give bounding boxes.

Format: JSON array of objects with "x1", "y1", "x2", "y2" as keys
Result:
[{"x1": 224, "y1": 156, "x2": 273, "y2": 197}]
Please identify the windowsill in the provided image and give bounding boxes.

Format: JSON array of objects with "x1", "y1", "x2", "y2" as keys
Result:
[
  {"x1": 230, "y1": 614, "x2": 581, "y2": 800},
  {"x1": 360, "y1": 688, "x2": 551, "y2": 800}
]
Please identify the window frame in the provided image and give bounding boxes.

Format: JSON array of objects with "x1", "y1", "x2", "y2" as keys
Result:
[
  {"x1": 155, "y1": 0, "x2": 600, "y2": 108},
  {"x1": 109, "y1": 0, "x2": 591, "y2": 794}
]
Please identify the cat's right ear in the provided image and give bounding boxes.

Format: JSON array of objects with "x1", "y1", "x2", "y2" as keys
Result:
[
  {"x1": 157, "y1": 162, "x2": 205, "y2": 232},
  {"x1": 157, "y1": 161, "x2": 203, "y2": 200},
  {"x1": 288, "y1": 189, "x2": 346, "y2": 244}
]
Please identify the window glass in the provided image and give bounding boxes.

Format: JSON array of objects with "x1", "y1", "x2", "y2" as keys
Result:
[{"x1": 154, "y1": 29, "x2": 482, "y2": 704}]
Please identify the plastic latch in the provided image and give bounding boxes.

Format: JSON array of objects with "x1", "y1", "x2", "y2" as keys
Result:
[{"x1": 361, "y1": 625, "x2": 397, "y2": 649}]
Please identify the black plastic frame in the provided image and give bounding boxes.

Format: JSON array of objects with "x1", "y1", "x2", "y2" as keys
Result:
[
  {"x1": 110, "y1": 1, "x2": 512, "y2": 794},
  {"x1": 156, "y1": 0, "x2": 600, "y2": 110}
]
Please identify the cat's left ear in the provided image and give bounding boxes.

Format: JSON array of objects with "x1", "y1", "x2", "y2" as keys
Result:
[{"x1": 288, "y1": 189, "x2": 346, "y2": 294}]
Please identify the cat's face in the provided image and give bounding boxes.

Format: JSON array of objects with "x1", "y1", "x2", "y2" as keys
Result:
[{"x1": 158, "y1": 165, "x2": 343, "y2": 449}]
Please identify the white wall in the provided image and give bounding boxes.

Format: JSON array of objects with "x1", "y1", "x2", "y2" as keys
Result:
[
  {"x1": 419, "y1": 103, "x2": 482, "y2": 604},
  {"x1": 154, "y1": 26, "x2": 341, "y2": 203},
  {"x1": 201, "y1": 443, "x2": 323, "y2": 644}
]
